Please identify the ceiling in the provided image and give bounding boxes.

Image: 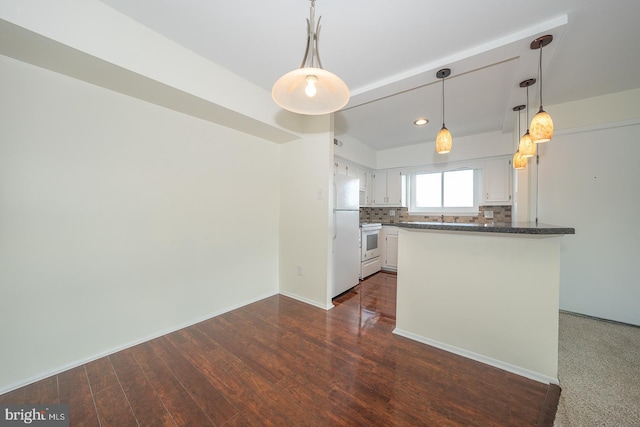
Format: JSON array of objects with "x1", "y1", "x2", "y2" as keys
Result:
[{"x1": 99, "y1": 0, "x2": 640, "y2": 151}]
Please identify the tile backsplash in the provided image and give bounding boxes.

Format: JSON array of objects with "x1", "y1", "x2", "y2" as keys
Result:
[{"x1": 359, "y1": 206, "x2": 511, "y2": 225}]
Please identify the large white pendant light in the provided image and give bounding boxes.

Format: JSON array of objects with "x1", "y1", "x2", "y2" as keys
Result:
[
  {"x1": 435, "y1": 68, "x2": 452, "y2": 154},
  {"x1": 530, "y1": 35, "x2": 554, "y2": 143},
  {"x1": 518, "y1": 78, "x2": 536, "y2": 158},
  {"x1": 272, "y1": 0, "x2": 349, "y2": 115},
  {"x1": 512, "y1": 104, "x2": 527, "y2": 170}
]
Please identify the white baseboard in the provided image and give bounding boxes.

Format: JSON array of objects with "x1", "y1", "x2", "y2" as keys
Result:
[
  {"x1": 278, "y1": 291, "x2": 333, "y2": 310},
  {"x1": 393, "y1": 328, "x2": 559, "y2": 385},
  {"x1": 0, "y1": 290, "x2": 279, "y2": 395}
]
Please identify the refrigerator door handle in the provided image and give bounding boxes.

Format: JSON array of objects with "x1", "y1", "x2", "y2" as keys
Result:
[{"x1": 333, "y1": 183, "x2": 338, "y2": 241}]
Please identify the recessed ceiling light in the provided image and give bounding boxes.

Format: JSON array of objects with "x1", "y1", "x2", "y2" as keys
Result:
[{"x1": 414, "y1": 118, "x2": 429, "y2": 126}]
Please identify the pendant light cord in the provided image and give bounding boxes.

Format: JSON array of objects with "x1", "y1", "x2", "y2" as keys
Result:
[
  {"x1": 538, "y1": 43, "x2": 543, "y2": 109},
  {"x1": 441, "y1": 77, "x2": 445, "y2": 127},
  {"x1": 525, "y1": 85, "x2": 530, "y2": 129},
  {"x1": 517, "y1": 109, "x2": 521, "y2": 145},
  {"x1": 309, "y1": 0, "x2": 316, "y2": 68}
]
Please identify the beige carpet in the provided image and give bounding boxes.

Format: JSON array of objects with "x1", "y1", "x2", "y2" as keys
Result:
[{"x1": 554, "y1": 311, "x2": 640, "y2": 426}]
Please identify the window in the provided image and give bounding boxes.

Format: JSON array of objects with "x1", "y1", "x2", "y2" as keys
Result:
[
  {"x1": 443, "y1": 170, "x2": 474, "y2": 207},
  {"x1": 409, "y1": 168, "x2": 478, "y2": 214}
]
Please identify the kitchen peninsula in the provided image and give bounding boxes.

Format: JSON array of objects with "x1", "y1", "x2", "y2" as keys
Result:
[{"x1": 393, "y1": 221, "x2": 575, "y2": 384}]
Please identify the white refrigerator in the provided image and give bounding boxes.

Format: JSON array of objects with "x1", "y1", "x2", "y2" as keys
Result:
[{"x1": 332, "y1": 175, "x2": 361, "y2": 298}]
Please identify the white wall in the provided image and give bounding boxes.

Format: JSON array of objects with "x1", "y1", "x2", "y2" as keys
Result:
[
  {"x1": 279, "y1": 116, "x2": 334, "y2": 309},
  {"x1": 534, "y1": 89, "x2": 640, "y2": 325},
  {"x1": 0, "y1": 55, "x2": 281, "y2": 392},
  {"x1": 333, "y1": 134, "x2": 377, "y2": 170},
  {"x1": 376, "y1": 130, "x2": 514, "y2": 170}
]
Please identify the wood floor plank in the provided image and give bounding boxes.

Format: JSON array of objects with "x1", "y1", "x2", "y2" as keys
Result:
[
  {"x1": 0, "y1": 387, "x2": 25, "y2": 404},
  {"x1": 150, "y1": 336, "x2": 238, "y2": 426},
  {"x1": 130, "y1": 342, "x2": 215, "y2": 426},
  {"x1": 196, "y1": 315, "x2": 290, "y2": 385},
  {"x1": 538, "y1": 384, "x2": 561, "y2": 426},
  {"x1": 233, "y1": 379, "x2": 329, "y2": 427},
  {"x1": 218, "y1": 412, "x2": 259, "y2": 427},
  {"x1": 109, "y1": 350, "x2": 177, "y2": 427},
  {"x1": 84, "y1": 356, "x2": 120, "y2": 395},
  {"x1": 23, "y1": 375, "x2": 58, "y2": 405},
  {"x1": 164, "y1": 329, "x2": 271, "y2": 413},
  {"x1": 92, "y1": 380, "x2": 138, "y2": 427},
  {"x1": 170, "y1": 328, "x2": 245, "y2": 378},
  {"x1": 58, "y1": 366, "x2": 100, "y2": 427}
]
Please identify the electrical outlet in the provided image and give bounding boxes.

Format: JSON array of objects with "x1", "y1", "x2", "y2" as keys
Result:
[
  {"x1": 484, "y1": 210, "x2": 494, "y2": 219},
  {"x1": 389, "y1": 209, "x2": 396, "y2": 217},
  {"x1": 297, "y1": 265, "x2": 303, "y2": 276}
]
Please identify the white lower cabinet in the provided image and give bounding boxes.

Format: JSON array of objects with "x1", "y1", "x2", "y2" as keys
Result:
[{"x1": 382, "y1": 226, "x2": 399, "y2": 271}]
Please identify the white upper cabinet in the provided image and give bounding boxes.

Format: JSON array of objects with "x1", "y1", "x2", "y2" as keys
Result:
[
  {"x1": 373, "y1": 172, "x2": 387, "y2": 205},
  {"x1": 373, "y1": 171, "x2": 405, "y2": 206},
  {"x1": 356, "y1": 168, "x2": 367, "y2": 192},
  {"x1": 347, "y1": 165, "x2": 358, "y2": 178},
  {"x1": 334, "y1": 160, "x2": 346, "y2": 176},
  {"x1": 363, "y1": 172, "x2": 374, "y2": 206},
  {"x1": 483, "y1": 157, "x2": 512, "y2": 205},
  {"x1": 334, "y1": 159, "x2": 361, "y2": 180},
  {"x1": 334, "y1": 158, "x2": 374, "y2": 206}
]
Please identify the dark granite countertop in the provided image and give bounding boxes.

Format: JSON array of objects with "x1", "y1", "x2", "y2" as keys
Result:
[{"x1": 393, "y1": 221, "x2": 575, "y2": 235}]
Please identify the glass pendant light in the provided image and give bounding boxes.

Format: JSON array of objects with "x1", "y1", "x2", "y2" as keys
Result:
[
  {"x1": 530, "y1": 35, "x2": 554, "y2": 143},
  {"x1": 512, "y1": 105, "x2": 527, "y2": 170},
  {"x1": 436, "y1": 68, "x2": 452, "y2": 154},
  {"x1": 518, "y1": 79, "x2": 536, "y2": 158},
  {"x1": 513, "y1": 150, "x2": 527, "y2": 170},
  {"x1": 272, "y1": 0, "x2": 350, "y2": 115}
]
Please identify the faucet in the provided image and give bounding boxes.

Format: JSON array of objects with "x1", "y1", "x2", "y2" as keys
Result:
[{"x1": 441, "y1": 214, "x2": 445, "y2": 223}]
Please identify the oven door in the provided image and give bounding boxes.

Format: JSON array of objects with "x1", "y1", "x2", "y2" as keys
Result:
[{"x1": 361, "y1": 229, "x2": 381, "y2": 261}]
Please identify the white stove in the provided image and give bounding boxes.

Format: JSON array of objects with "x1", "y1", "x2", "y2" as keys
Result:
[{"x1": 360, "y1": 223, "x2": 382, "y2": 279}]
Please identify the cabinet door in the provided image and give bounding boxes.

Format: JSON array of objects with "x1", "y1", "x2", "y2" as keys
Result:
[
  {"x1": 365, "y1": 172, "x2": 374, "y2": 205},
  {"x1": 357, "y1": 169, "x2": 367, "y2": 191},
  {"x1": 334, "y1": 160, "x2": 348, "y2": 176},
  {"x1": 484, "y1": 158, "x2": 512, "y2": 205},
  {"x1": 385, "y1": 233, "x2": 399, "y2": 269},
  {"x1": 386, "y1": 171, "x2": 404, "y2": 206},
  {"x1": 373, "y1": 172, "x2": 388, "y2": 205}
]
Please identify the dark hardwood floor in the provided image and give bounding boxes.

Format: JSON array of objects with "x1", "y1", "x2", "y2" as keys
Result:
[{"x1": 0, "y1": 271, "x2": 559, "y2": 426}]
